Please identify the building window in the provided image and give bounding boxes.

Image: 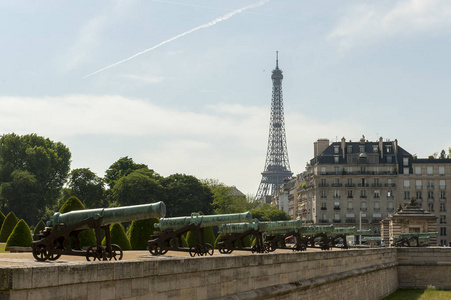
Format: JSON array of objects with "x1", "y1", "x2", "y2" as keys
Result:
[
  {"x1": 347, "y1": 202, "x2": 353, "y2": 210},
  {"x1": 440, "y1": 215, "x2": 446, "y2": 224},
  {"x1": 373, "y1": 178, "x2": 380, "y2": 186},
  {"x1": 373, "y1": 145, "x2": 378, "y2": 153},
  {"x1": 387, "y1": 190, "x2": 393, "y2": 198},
  {"x1": 404, "y1": 191, "x2": 410, "y2": 200},
  {"x1": 361, "y1": 190, "x2": 367, "y2": 198},
  {"x1": 415, "y1": 180, "x2": 422, "y2": 189},
  {"x1": 334, "y1": 156, "x2": 339, "y2": 163},
  {"x1": 386, "y1": 145, "x2": 391, "y2": 153},
  {"x1": 440, "y1": 191, "x2": 446, "y2": 201},
  {"x1": 334, "y1": 146, "x2": 339, "y2": 154},
  {"x1": 427, "y1": 181, "x2": 434, "y2": 189},
  {"x1": 321, "y1": 202, "x2": 327, "y2": 209},
  {"x1": 387, "y1": 156, "x2": 392, "y2": 163},
  {"x1": 428, "y1": 191, "x2": 434, "y2": 200},
  {"x1": 403, "y1": 167, "x2": 409, "y2": 175},
  {"x1": 439, "y1": 166, "x2": 445, "y2": 175},
  {"x1": 347, "y1": 145, "x2": 352, "y2": 153},
  {"x1": 320, "y1": 167, "x2": 326, "y2": 175},
  {"x1": 415, "y1": 166, "x2": 421, "y2": 175},
  {"x1": 320, "y1": 179, "x2": 327, "y2": 187},
  {"x1": 347, "y1": 178, "x2": 353, "y2": 186},
  {"x1": 334, "y1": 167, "x2": 340, "y2": 174},
  {"x1": 347, "y1": 190, "x2": 353, "y2": 198},
  {"x1": 387, "y1": 201, "x2": 394, "y2": 210},
  {"x1": 403, "y1": 157, "x2": 409, "y2": 166},
  {"x1": 361, "y1": 202, "x2": 367, "y2": 210},
  {"x1": 374, "y1": 190, "x2": 380, "y2": 198},
  {"x1": 360, "y1": 146, "x2": 365, "y2": 153},
  {"x1": 416, "y1": 191, "x2": 422, "y2": 200},
  {"x1": 321, "y1": 190, "x2": 327, "y2": 198},
  {"x1": 403, "y1": 180, "x2": 410, "y2": 188},
  {"x1": 428, "y1": 203, "x2": 434, "y2": 212},
  {"x1": 440, "y1": 227, "x2": 447, "y2": 236},
  {"x1": 374, "y1": 201, "x2": 380, "y2": 211},
  {"x1": 427, "y1": 166, "x2": 433, "y2": 175},
  {"x1": 334, "y1": 201, "x2": 340, "y2": 209},
  {"x1": 334, "y1": 190, "x2": 340, "y2": 198},
  {"x1": 440, "y1": 203, "x2": 446, "y2": 212},
  {"x1": 439, "y1": 180, "x2": 446, "y2": 190}
]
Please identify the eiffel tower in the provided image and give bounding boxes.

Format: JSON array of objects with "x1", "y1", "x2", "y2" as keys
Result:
[{"x1": 256, "y1": 52, "x2": 293, "y2": 202}]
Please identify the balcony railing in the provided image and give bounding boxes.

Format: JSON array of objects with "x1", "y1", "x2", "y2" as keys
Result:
[
  {"x1": 360, "y1": 208, "x2": 367, "y2": 211},
  {"x1": 345, "y1": 219, "x2": 356, "y2": 223},
  {"x1": 385, "y1": 183, "x2": 396, "y2": 187},
  {"x1": 440, "y1": 198, "x2": 447, "y2": 202},
  {"x1": 361, "y1": 219, "x2": 369, "y2": 223},
  {"x1": 321, "y1": 207, "x2": 327, "y2": 210},
  {"x1": 347, "y1": 195, "x2": 353, "y2": 198},
  {"x1": 371, "y1": 183, "x2": 382, "y2": 187},
  {"x1": 331, "y1": 183, "x2": 343, "y2": 187},
  {"x1": 345, "y1": 183, "x2": 356, "y2": 187},
  {"x1": 333, "y1": 219, "x2": 341, "y2": 223},
  {"x1": 318, "y1": 183, "x2": 329, "y2": 187},
  {"x1": 358, "y1": 184, "x2": 369, "y2": 187},
  {"x1": 333, "y1": 195, "x2": 341, "y2": 199},
  {"x1": 360, "y1": 195, "x2": 367, "y2": 198},
  {"x1": 334, "y1": 206, "x2": 341, "y2": 210},
  {"x1": 318, "y1": 219, "x2": 329, "y2": 223}
]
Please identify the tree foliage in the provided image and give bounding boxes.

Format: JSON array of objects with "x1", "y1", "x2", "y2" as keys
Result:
[
  {"x1": 110, "y1": 169, "x2": 165, "y2": 206},
  {"x1": 0, "y1": 133, "x2": 71, "y2": 224},
  {"x1": 104, "y1": 157, "x2": 152, "y2": 189},
  {"x1": 0, "y1": 211, "x2": 19, "y2": 242},
  {"x1": 67, "y1": 168, "x2": 105, "y2": 208},
  {"x1": 0, "y1": 211, "x2": 5, "y2": 229},
  {"x1": 33, "y1": 220, "x2": 46, "y2": 235},
  {"x1": 162, "y1": 174, "x2": 213, "y2": 217},
  {"x1": 204, "y1": 180, "x2": 258, "y2": 214},
  {"x1": 250, "y1": 203, "x2": 291, "y2": 221},
  {"x1": 5, "y1": 219, "x2": 33, "y2": 248}
]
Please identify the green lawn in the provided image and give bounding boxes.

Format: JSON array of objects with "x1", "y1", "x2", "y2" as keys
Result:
[
  {"x1": 383, "y1": 287, "x2": 451, "y2": 300},
  {"x1": 0, "y1": 242, "x2": 6, "y2": 252}
]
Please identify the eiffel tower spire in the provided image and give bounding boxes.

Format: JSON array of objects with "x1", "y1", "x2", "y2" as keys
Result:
[{"x1": 256, "y1": 52, "x2": 293, "y2": 202}]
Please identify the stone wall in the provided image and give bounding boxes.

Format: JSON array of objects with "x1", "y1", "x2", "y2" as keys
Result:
[
  {"x1": 0, "y1": 248, "x2": 449, "y2": 300},
  {"x1": 397, "y1": 248, "x2": 451, "y2": 289}
]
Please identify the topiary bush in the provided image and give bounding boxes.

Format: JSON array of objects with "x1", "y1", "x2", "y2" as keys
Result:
[
  {"x1": 5, "y1": 219, "x2": 33, "y2": 248},
  {"x1": 33, "y1": 220, "x2": 45, "y2": 235},
  {"x1": 0, "y1": 211, "x2": 5, "y2": 230},
  {"x1": 0, "y1": 212, "x2": 19, "y2": 242},
  {"x1": 129, "y1": 218, "x2": 159, "y2": 250},
  {"x1": 59, "y1": 196, "x2": 96, "y2": 248},
  {"x1": 101, "y1": 223, "x2": 131, "y2": 250}
]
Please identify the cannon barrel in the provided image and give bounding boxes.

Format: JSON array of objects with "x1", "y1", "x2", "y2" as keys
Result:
[
  {"x1": 156, "y1": 212, "x2": 252, "y2": 231},
  {"x1": 47, "y1": 201, "x2": 166, "y2": 229},
  {"x1": 218, "y1": 222, "x2": 259, "y2": 234},
  {"x1": 300, "y1": 225, "x2": 334, "y2": 234},
  {"x1": 259, "y1": 219, "x2": 302, "y2": 232},
  {"x1": 331, "y1": 227, "x2": 356, "y2": 235},
  {"x1": 398, "y1": 232, "x2": 438, "y2": 238}
]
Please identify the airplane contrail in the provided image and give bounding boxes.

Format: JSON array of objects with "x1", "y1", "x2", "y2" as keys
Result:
[{"x1": 84, "y1": 0, "x2": 270, "y2": 78}]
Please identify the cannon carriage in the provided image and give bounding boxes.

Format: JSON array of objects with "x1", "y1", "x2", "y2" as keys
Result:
[
  {"x1": 148, "y1": 212, "x2": 252, "y2": 257},
  {"x1": 32, "y1": 202, "x2": 166, "y2": 262},
  {"x1": 216, "y1": 221, "x2": 266, "y2": 254},
  {"x1": 393, "y1": 232, "x2": 438, "y2": 247}
]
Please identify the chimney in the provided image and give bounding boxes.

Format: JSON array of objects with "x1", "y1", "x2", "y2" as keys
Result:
[
  {"x1": 314, "y1": 139, "x2": 330, "y2": 157},
  {"x1": 341, "y1": 137, "x2": 346, "y2": 158},
  {"x1": 379, "y1": 137, "x2": 383, "y2": 159},
  {"x1": 394, "y1": 139, "x2": 398, "y2": 154}
]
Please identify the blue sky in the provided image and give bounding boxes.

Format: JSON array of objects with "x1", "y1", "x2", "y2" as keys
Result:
[{"x1": 2, "y1": 0, "x2": 451, "y2": 196}]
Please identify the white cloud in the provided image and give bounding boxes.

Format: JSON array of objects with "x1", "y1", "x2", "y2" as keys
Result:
[{"x1": 328, "y1": 0, "x2": 451, "y2": 51}]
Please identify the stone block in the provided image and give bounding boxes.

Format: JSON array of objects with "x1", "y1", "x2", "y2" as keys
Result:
[
  {"x1": 202, "y1": 270, "x2": 221, "y2": 285},
  {"x1": 28, "y1": 285, "x2": 66, "y2": 299},
  {"x1": 97, "y1": 263, "x2": 115, "y2": 281},
  {"x1": 32, "y1": 266, "x2": 59, "y2": 288},
  {"x1": 100, "y1": 280, "x2": 116, "y2": 300},
  {"x1": 115, "y1": 279, "x2": 132, "y2": 299},
  {"x1": 86, "y1": 282, "x2": 102, "y2": 300},
  {"x1": 59, "y1": 264, "x2": 97, "y2": 285},
  {"x1": 142, "y1": 260, "x2": 158, "y2": 277},
  {"x1": 153, "y1": 274, "x2": 178, "y2": 293},
  {"x1": 131, "y1": 277, "x2": 150, "y2": 297},
  {"x1": 10, "y1": 267, "x2": 32, "y2": 290},
  {"x1": 66, "y1": 283, "x2": 88, "y2": 300},
  {"x1": 220, "y1": 280, "x2": 235, "y2": 296}
]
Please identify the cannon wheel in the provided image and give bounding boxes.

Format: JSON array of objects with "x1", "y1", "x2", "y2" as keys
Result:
[
  {"x1": 32, "y1": 244, "x2": 49, "y2": 262},
  {"x1": 205, "y1": 243, "x2": 214, "y2": 256},
  {"x1": 47, "y1": 253, "x2": 62, "y2": 261},
  {"x1": 108, "y1": 244, "x2": 123, "y2": 261},
  {"x1": 189, "y1": 244, "x2": 203, "y2": 257},
  {"x1": 86, "y1": 245, "x2": 105, "y2": 261}
]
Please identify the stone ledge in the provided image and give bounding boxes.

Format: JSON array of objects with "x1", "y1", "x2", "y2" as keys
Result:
[
  {"x1": 216, "y1": 262, "x2": 398, "y2": 300},
  {"x1": 5, "y1": 247, "x2": 32, "y2": 253}
]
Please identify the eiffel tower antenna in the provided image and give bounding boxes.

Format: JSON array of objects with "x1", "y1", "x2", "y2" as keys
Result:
[{"x1": 256, "y1": 52, "x2": 293, "y2": 202}]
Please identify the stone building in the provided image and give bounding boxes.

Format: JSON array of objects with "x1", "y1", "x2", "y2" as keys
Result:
[{"x1": 280, "y1": 136, "x2": 451, "y2": 245}]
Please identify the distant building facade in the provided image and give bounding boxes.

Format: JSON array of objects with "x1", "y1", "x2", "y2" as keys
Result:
[{"x1": 277, "y1": 136, "x2": 451, "y2": 245}]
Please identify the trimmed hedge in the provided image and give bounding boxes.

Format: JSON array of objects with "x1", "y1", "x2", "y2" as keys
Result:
[
  {"x1": 59, "y1": 196, "x2": 96, "y2": 248},
  {"x1": 186, "y1": 226, "x2": 215, "y2": 247},
  {"x1": 0, "y1": 212, "x2": 19, "y2": 242},
  {"x1": 5, "y1": 219, "x2": 33, "y2": 248},
  {"x1": 0, "y1": 211, "x2": 5, "y2": 230},
  {"x1": 33, "y1": 220, "x2": 45, "y2": 235},
  {"x1": 129, "y1": 218, "x2": 159, "y2": 250},
  {"x1": 102, "y1": 223, "x2": 131, "y2": 250}
]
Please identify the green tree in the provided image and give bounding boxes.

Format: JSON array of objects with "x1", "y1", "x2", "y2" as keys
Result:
[
  {"x1": 0, "y1": 133, "x2": 71, "y2": 224},
  {"x1": 110, "y1": 169, "x2": 165, "y2": 206},
  {"x1": 162, "y1": 174, "x2": 213, "y2": 217},
  {"x1": 205, "y1": 180, "x2": 259, "y2": 214},
  {"x1": 129, "y1": 218, "x2": 159, "y2": 250},
  {"x1": 250, "y1": 203, "x2": 291, "y2": 221},
  {"x1": 5, "y1": 219, "x2": 33, "y2": 248},
  {"x1": 67, "y1": 168, "x2": 105, "y2": 208},
  {"x1": 104, "y1": 157, "x2": 152, "y2": 189},
  {"x1": 0, "y1": 211, "x2": 19, "y2": 242},
  {"x1": 102, "y1": 223, "x2": 131, "y2": 250},
  {"x1": 59, "y1": 196, "x2": 96, "y2": 248},
  {"x1": 439, "y1": 149, "x2": 448, "y2": 159},
  {"x1": 33, "y1": 220, "x2": 46, "y2": 235}
]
